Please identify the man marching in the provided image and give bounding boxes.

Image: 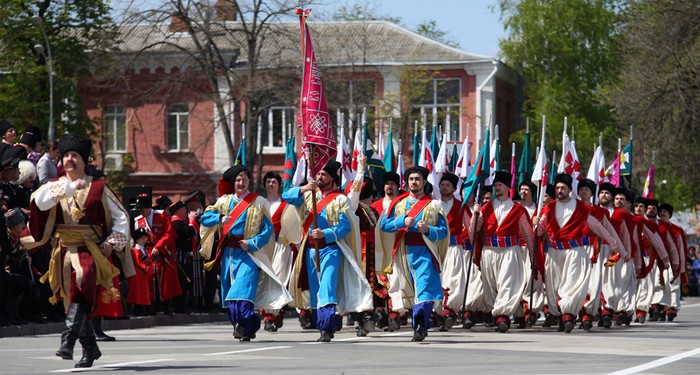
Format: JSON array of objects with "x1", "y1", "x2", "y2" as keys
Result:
[
  {"x1": 378, "y1": 166, "x2": 448, "y2": 342},
  {"x1": 633, "y1": 198, "x2": 670, "y2": 323},
  {"x1": 436, "y1": 172, "x2": 466, "y2": 331},
  {"x1": 534, "y1": 174, "x2": 621, "y2": 333},
  {"x1": 471, "y1": 171, "x2": 534, "y2": 333},
  {"x1": 200, "y1": 165, "x2": 292, "y2": 341},
  {"x1": 30, "y1": 134, "x2": 131, "y2": 368},
  {"x1": 657, "y1": 202, "x2": 685, "y2": 321},
  {"x1": 282, "y1": 160, "x2": 373, "y2": 342},
  {"x1": 261, "y1": 171, "x2": 296, "y2": 332}
]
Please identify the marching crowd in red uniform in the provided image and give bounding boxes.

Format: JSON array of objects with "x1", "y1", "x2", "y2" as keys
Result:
[{"x1": 0, "y1": 119, "x2": 697, "y2": 368}]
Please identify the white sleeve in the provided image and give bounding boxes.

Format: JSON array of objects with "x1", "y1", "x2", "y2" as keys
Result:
[{"x1": 33, "y1": 179, "x2": 77, "y2": 211}]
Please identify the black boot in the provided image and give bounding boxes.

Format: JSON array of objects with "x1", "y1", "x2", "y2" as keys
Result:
[
  {"x1": 93, "y1": 316, "x2": 116, "y2": 342},
  {"x1": 56, "y1": 304, "x2": 86, "y2": 360},
  {"x1": 75, "y1": 319, "x2": 102, "y2": 368}
]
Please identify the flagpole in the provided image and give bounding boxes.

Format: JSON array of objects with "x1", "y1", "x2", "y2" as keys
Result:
[
  {"x1": 528, "y1": 114, "x2": 546, "y2": 326},
  {"x1": 298, "y1": 7, "x2": 320, "y2": 273}
]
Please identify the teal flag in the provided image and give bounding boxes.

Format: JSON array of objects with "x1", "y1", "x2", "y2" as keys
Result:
[
  {"x1": 412, "y1": 133, "x2": 420, "y2": 167},
  {"x1": 382, "y1": 131, "x2": 395, "y2": 172},
  {"x1": 282, "y1": 137, "x2": 297, "y2": 192},
  {"x1": 461, "y1": 128, "x2": 490, "y2": 205},
  {"x1": 518, "y1": 130, "x2": 533, "y2": 185},
  {"x1": 620, "y1": 141, "x2": 632, "y2": 176},
  {"x1": 448, "y1": 143, "x2": 458, "y2": 173},
  {"x1": 234, "y1": 137, "x2": 247, "y2": 166},
  {"x1": 430, "y1": 127, "x2": 440, "y2": 161}
]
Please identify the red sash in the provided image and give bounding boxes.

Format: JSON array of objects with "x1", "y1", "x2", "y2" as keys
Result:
[
  {"x1": 301, "y1": 191, "x2": 341, "y2": 244},
  {"x1": 390, "y1": 195, "x2": 433, "y2": 259},
  {"x1": 271, "y1": 200, "x2": 287, "y2": 235},
  {"x1": 207, "y1": 193, "x2": 259, "y2": 270}
]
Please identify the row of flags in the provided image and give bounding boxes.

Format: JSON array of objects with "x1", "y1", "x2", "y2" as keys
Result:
[
  {"x1": 235, "y1": 8, "x2": 660, "y2": 206},
  {"x1": 237, "y1": 108, "x2": 654, "y2": 202}
]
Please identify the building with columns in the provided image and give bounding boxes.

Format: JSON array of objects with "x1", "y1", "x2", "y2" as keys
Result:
[{"x1": 79, "y1": 14, "x2": 517, "y2": 202}]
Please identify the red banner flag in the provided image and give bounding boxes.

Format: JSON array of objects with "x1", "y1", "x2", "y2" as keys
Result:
[{"x1": 298, "y1": 10, "x2": 336, "y2": 176}]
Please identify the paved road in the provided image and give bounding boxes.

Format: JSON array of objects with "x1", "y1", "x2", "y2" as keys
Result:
[{"x1": 3, "y1": 298, "x2": 700, "y2": 374}]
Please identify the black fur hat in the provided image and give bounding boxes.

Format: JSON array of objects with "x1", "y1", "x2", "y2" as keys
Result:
[{"x1": 59, "y1": 134, "x2": 92, "y2": 164}]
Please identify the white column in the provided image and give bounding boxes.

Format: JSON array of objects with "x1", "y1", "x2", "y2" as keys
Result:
[
  {"x1": 214, "y1": 76, "x2": 234, "y2": 173},
  {"x1": 377, "y1": 66, "x2": 402, "y2": 118}
]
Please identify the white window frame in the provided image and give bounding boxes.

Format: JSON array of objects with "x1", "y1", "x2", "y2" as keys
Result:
[
  {"x1": 166, "y1": 104, "x2": 190, "y2": 152},
  {"x1": 103, "y1": 105, "x2": 126, "y2": 153},
  {"x1": 413, "y1": 78, "x2": 462, "y2": 140},
  {"x1": 262, "y1": 106, "x2": 294, "y2": 154}
]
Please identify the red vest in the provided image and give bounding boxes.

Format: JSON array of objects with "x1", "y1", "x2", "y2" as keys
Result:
[
  {"x1": 444, "y1": 198, "x2": 464, "y2": 240},
  {"x1": 481, "y1": 200, "x2": 527, "y2": 238},
  {"x1": 541, "y1": 199, "x2": 589, "y2": 242}
]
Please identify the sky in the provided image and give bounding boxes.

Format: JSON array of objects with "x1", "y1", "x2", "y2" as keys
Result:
[
  {"x1": 339, "y1": 0, "x2": 507, "y2": 57},
  {"x1": 110, "y1": 0, "x2": 508, "y2": 57}
]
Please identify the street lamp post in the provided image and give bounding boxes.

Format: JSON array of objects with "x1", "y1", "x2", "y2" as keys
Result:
[{"x1": 32, "y1": 16, "x2": 55, "y2": 142}]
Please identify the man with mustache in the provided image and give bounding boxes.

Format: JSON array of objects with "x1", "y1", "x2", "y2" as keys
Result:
[
  {"x1": 436, "y1": 172, "x2": 469, "y2": 331},
  {"x1": 200, "y1": 165, "x2": 292, "y2": 342},
  {"x1": 534, "y1": 173, "x2": 622, "y2": 333},
  {"x1": 260, "y1": 171, "x2": 294, "y2": 332},
  {"x1": 282, "y1": 160, "x2": 373, "y2": 342},
  {"x1": 470, "y1": 171, "x2": 534, "y2": 333},
  {"x1": 378, "y1": 166, "x2": 448, "y2": 342},
  {"x1": 370, "y1": 171, "x2": 403, "y2": 330},
  {"x1": 596, "y1": 183, "x2": 631, "y2": 328},
  {"x1": 28, "y1": 134, "x2": 132, "y2": 368},
  {"x1": 371, "y1": 171, "x2": 401, "y2": 215},
  {"x1": 576, "y1": 178, "x2": 619, "y2": 331}
]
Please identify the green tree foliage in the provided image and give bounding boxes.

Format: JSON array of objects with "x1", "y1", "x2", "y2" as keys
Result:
[
  {"x1": 497, "y1": 0, "x2": 624, "y2": 162},
  {"x1": 0, "y1": 0, "x2": 116, "y2": 139},
  {"x1": 415, "y1": 19, "x2": 460, "y2": 49},
  {"x1": 331, "y1": 1, "x2": 401, "y2": 24},
  {"x1": 605, "y1": 0, "x2": 700, "y2": 209}
]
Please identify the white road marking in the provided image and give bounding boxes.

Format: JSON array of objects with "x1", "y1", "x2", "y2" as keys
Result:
[
  {"x1": 606, "y1": 347, "x2": 700, "y2": 375},
  {"x1": 205, "y1": 345, "x2": 292, "y2": 356},
  {"x1": 381, "y1": 332, "x2": 412, "y2": 337},
  {"x1": 51, "y1": 359, "x2": 173, "y2": 373},
  {"x1": 333, "y1": 336, "x2": 370, "y2": 342}
]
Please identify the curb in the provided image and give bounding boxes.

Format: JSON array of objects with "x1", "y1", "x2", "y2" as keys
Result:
[{"x1": 0, "y1": 313, "x2": 229, "y2": 338}]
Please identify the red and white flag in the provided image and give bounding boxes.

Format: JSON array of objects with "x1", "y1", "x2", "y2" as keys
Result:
[
  {"x1": 298, "y1": 12, "x2": 336, "y2": 176},
  {"x1": 419, "y1": 126, "x2": 440, "y2": 199},
  {"x1": 531, "y1": 138, "x2": 548, "y2": 209},
  {"x1": 454, "y1": 136, "x2": 471, "y2": 180},
  {"x1": 336, "y1": 126, "x2": 354, "y2": 186},
  {"x1": 396, "y1": 151, "x2": 406, "y2": 190}
]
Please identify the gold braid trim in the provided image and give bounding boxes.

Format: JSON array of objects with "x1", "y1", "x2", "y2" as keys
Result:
[{"x1": 40, "y1": 227, "x2": 120, "y2": 304}]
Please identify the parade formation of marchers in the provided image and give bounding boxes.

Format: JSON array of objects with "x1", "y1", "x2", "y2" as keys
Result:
[{"x1": 0, "y1": 8, "x2": 689, "y2": 370}]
